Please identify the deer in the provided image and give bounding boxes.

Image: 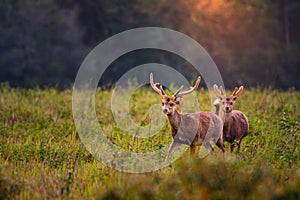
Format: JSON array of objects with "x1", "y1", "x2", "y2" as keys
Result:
[
  {"x1": 213, "y1": 85, "x2": 249, "y2": 152},
  {"x1": 150, "y1": 73, "x2": 225, "y2": 162}
]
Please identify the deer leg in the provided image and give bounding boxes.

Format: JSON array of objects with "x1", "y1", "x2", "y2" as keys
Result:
[
  {"x1": 237, "y1": 137, "x2": 244, "y2": 151},
  {"x1": 190, "y1": 144, "x2": 196, "y2": 155},
  {"x1": 230, "y1": 143, "x2": 235, "y2": 153},
  {"x1": 203, "y1": 142, "x2": 214, "y2": 152},
  {"x1": 216, "y1": 138, "x2": 225, "y2": 153},
  {"x1": 165, "y1": 140, "x2": 181, "y2": 162}
]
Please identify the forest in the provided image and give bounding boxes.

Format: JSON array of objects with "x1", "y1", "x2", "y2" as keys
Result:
[{"x1": 1, "y1": 0, "x2": 300, "y2": 89}]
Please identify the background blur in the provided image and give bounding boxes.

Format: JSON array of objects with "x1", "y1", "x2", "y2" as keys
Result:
[{"x1": 1, "y1": 0, "x2": 299, "y2": 89}]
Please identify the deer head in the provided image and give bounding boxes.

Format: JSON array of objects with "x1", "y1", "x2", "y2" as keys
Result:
[
  {"x1": 213, "y1": 85, "x2": 244, "y2": 113},
  {"x1": 150, "y1": 73, "x2": 201, "y2": 115}
]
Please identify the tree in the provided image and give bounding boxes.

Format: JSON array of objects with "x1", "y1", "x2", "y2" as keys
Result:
[{"x1": 0, "y1": 0, "x2": 85, "y2": 87}]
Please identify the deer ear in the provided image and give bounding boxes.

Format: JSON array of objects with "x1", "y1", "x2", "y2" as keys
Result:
[{"x1": 175, "y1": 96, "x2": 182, "y2": 105}]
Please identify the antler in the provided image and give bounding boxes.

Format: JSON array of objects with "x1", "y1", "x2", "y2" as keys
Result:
[
  {"x1": 150, "y1": 73, "x2": 165, "y2": 96},
  {"x1": 173, "y1": 85, "x2": 183, "y2": 96},
  {"x1": 174, "y1": 76, "x2": 201, "y2": 97},
  {"x1": 231, "y1": 86, "x2": 244, "y2": 97},
  {"x1": 230, "y1": 87, "x2": 238, "y2": 97},
  {"x1": 213, "y1": 84, "x2": 226, "y2": 99}
]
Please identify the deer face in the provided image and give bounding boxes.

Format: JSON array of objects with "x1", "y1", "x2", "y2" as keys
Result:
[
  {"x1": 150, "y1": 73, "x2": 201, "y2": 116},
  {"x1": 221, "y1": 97, "x2": 237, "y2": 113},
  {"x1": 161, "y1": 96, "x2": 177, "y2": 115},
  {"x1": 214, "y1": 85, "x2": 244, "y2": 114}
]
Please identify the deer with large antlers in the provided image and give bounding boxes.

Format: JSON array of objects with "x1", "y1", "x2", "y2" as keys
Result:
[
  {"x1": 150, "y1": 73, "x2": 225, "y2": 161},
  {"x1": 213, "y1": 85, "x2": 249, "y2": 152}
]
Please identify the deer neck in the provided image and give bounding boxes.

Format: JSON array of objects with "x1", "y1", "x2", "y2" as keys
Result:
[
  {"x1": 215, "y1": 104, "x2": 220, "y2": 116},
  {"x1": 167, "y1": 109, "x2": 181, "y2": 138},
  {"x1": 221, "y1": 111, "x2": 232, "y2": 123}
]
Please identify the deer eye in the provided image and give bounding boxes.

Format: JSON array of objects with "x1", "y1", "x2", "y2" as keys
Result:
[
  {"x1": 162, "y1": 102, "x2": 164, "y2": 106},
  {"x1": 233, "y1": 97, "x2": 237, "y2": 101},
  {"x1": 169, "y1": 103, "x2": 174, "y2": 107},
  {"x1": 230, "y1": 102, "x2": 233, "y2": 105}
]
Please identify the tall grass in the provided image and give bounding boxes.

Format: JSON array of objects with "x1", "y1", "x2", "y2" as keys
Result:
[{"x1": 0, "y1": 84, "x2": 299, "y2": 199}]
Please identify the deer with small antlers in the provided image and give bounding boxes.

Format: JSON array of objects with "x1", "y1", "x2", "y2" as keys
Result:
[
  {"x1": 150, "y1": 73, "x2": 225, "y2": 161},
  {"x1": 213, "y1": 85, "x2": 249, "y2": 152}
]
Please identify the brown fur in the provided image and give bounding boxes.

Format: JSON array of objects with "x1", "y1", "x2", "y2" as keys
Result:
[
  {"x1": 150, "y1": 73, "x2": 225, "y2": 161},
  {"x1": 167, "y1": 110, "x2": 224, "y2": 147},
  {"x1": 164, "y1": 99, "x2": 225, "y2": 161},
  {"x1": 214, "y1": 85, "x2": 249, "y2": 152},
  {"x1": 222, "y1": 111, "x2": 249, "y2": 152}
]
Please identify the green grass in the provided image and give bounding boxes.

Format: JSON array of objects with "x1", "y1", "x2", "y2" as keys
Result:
[{"x1": 0, "y1": 83, "x2": 300, "y2": 199}]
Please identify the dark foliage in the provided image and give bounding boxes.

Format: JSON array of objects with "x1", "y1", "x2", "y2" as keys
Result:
[{"x1": 0, "y1": 0, "x2": 300, "y2": 89}]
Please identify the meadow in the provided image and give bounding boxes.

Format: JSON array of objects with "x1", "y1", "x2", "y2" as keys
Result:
[{"x1": 0, "y1": 83, "x2": 299, "y2": 199}]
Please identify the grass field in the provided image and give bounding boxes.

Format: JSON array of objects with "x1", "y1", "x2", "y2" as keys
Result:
[{"x1": 0, "y1": 83, "x2": 300, "y2": 199}]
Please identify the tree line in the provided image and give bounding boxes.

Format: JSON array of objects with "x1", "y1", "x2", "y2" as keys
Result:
[{"x1": 1, "y1": 0, "x2": 299, "y2": 89}]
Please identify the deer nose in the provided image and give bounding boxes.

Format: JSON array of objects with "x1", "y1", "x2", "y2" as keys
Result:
[
  {"x1": 225, "y1": 107, "x2": 230, "y2": 111},
  {"x1": 163, "y1": 109, "x2": 168, "y2": 114}
]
